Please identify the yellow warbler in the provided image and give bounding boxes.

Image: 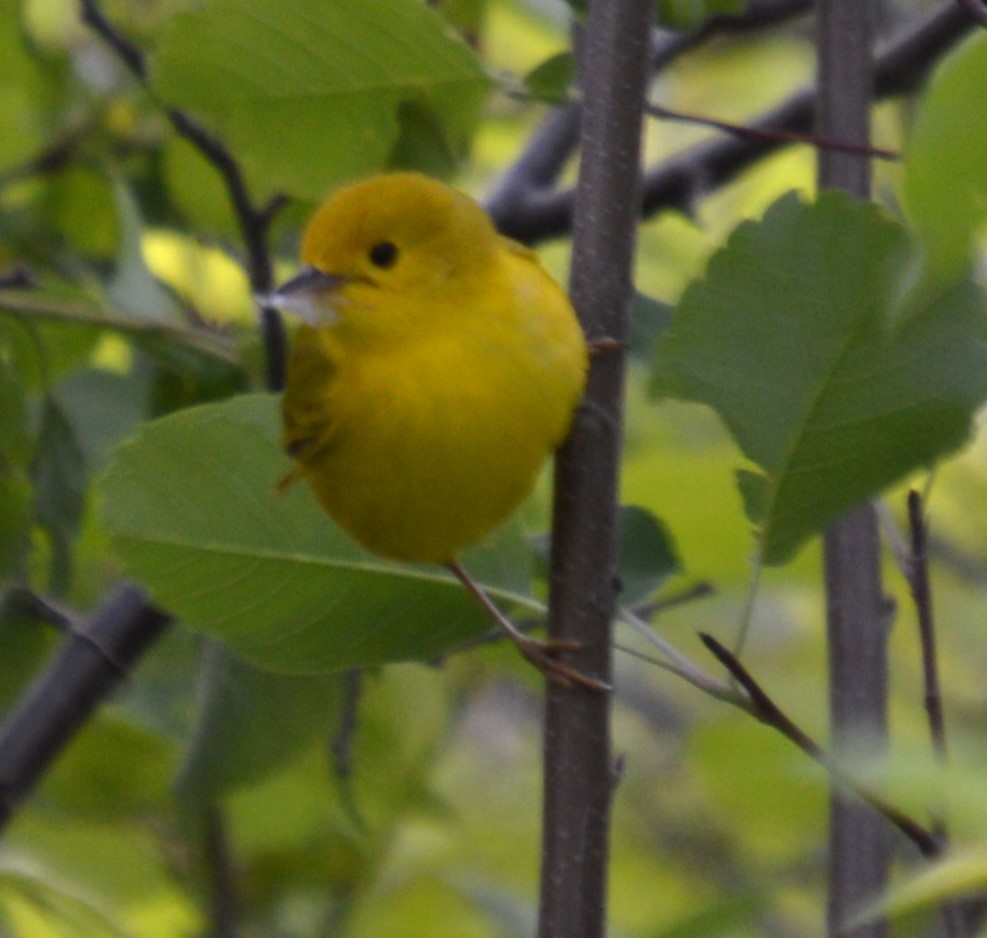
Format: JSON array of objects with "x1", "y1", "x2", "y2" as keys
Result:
[{"x1": 269, "y1": 173, "x2": 596, "y2": 687}]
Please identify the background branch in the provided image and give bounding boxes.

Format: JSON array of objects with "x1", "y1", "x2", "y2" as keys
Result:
[
  {"x1": 0, "y1": 587, "x2": 170, "y2": 832},
  {"x1": 699, "y1": 634, "x2": 941, "y2": 859},
  {"x1": 816, "y1": 2, "x2": 892, "y2": 936},
  {"x1": 78, "y1": 0, "x2": 287, "y2": 389},
  {"x1": 494, "y1": 2, "x2": 973, "y2": 244}
]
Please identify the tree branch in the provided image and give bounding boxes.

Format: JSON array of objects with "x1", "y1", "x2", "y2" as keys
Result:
[
  {"x1": 538, "y1": 0, "x2": 653, "y2": 934},
  {"x1": 699, "y1": 634, "x2": 941, "y2": 860},
  {"x1": 816, "y1": 2, "x2": 892, "y2": 935},
  {"x1": 78, "y1": 0, "x2": 287, "y2": 390},
  {"x1": 494, "y1": 2, "x2": 974, "y2": 244},
  {"x1": 954, "y1": 0, "x2": 987, "y2": 28},
  {"x1": 0, "y1": 586, "x2": 171, "y2": 832}
]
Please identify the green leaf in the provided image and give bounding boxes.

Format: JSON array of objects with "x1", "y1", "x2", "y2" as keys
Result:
[
  {"x1": 523, "y1": 52, "x2": 575, "y2": 105},
  {"x1": 617, "y1": 505, "x2": 680, "y2": 604},
  {"x1": 629, "y1": 290, "x2": 673, "y2": 363},
  {"x1": 99, "y1": 393, "x2": 540, "y2": 673},
  {"x1": 656, "y1": 0, "x2": 745, "y2": 30},
  {"x1": 0, "y1": 2, "x2": 54, "y2": 172},
  {"x1": 652, "y1": 191, "x2": 987, "y2": 565},
  {"x1": 55, "y1": 369, "x2": 150, "y2": 472},
  {"x1": 175, "y1": 642, "x2": 344, "y2": 805},
  {"x1": 904, "y1": 34, "x2": 987, "y2": 282},
  {"x1": 153, "y1": 0, "x2": 490, "y2": 200},
  {"x1": 39, "y1": 716, "x2": 175, "y2": 822}
]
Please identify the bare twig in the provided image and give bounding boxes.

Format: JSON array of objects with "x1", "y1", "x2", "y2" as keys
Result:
[
  {"x1": 487, "y1": 0, "x2": 813, "y2": 231},
  {"x1": 699, "y1": 634, "x2": 942, "y2": 860},
  {"x1": 493, "y1": 2, "x2": 974, "y2": 244},
  {"x1": 78, "y1": 0, "x2": 287, "y2": 389},
  {"x1": 79, "y1": 0, "x2": 146, "y2": 79},
  {"x1": 202, "y1": 805, "x2": 240, "y2": 938},
  {"x1": 328, "y1": 669, "x2": 368, "y2": 831},
  {"x1": 0, "y1": 268, "x2": 36, "y2": 290},
  {"x1": 907, "y1": 491, "x2": 950, "y2": 767},
  {"x1": 644, "y1": 101, "x2": 899, "y2": 160}
]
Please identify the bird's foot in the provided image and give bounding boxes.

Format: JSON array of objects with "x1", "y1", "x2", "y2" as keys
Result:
[{"x1": 510, "y1": 634, "x2": 611, "y2": 693}]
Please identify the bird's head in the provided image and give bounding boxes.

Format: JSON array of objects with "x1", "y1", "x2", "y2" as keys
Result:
[{"x1": 263, "y1": 173, "x2": 499, "y2": 333}]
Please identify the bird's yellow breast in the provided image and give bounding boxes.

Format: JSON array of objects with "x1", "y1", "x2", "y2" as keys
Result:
[{"x1": 283, "y1": 243, "x2": 585, "y2": 563}]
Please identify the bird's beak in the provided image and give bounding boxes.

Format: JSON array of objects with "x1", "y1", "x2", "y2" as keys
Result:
[{"x1": 257, "y1": 267, "x2": 347, "y2": 326}]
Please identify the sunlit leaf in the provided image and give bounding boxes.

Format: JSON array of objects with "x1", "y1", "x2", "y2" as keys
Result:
[
  {"x1": 153, "y1": 0, "x2": 490, "y2": 200},
  {"x1": 904, "y1": 33, "x2": 987, "y2": 282}
]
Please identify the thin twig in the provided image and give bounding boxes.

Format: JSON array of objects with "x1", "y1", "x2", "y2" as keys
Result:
[
  {"x1": 202, "y1": 805, "x2": 239, "y2": 938},
  {"x1": 644, "y1": 101, "x2": 900, "y2": 160},
  {"x1": 537, "y1": 0, "x2": 652, "y2": 932},
  {"x1": 492, "y1": 2, "x2": 974, "y2": 243},
  {"x1": 0, "y1": 268, "x2": 35, "y2": 290},
  {"x1": 327, "y1": 669, "x2": 368, "y2": 828},
  {"x1": 78, "y1": 0, "x2": 287, "y2": 389},
  {"x1": 487, "y1": 0, "x2": 814, "y2": 233},
  {"x1": 618, "y1": 610, "x2": 739, "y2": 702},
  {"x1": 628, "y1": 580, "x2": 714, "y2": 620},
  {"x1": 78, "y1": 0, "x2": 147, "y2": 79},
  {"x1": 698, "y1": 633, "x2": 942, "y2": 860},
  {"x1": 0, "y1": 587, "x2": 76, "y2": 633},
  {"x1": 907, "y1": 490, "x2": 950, "y2": 766}
]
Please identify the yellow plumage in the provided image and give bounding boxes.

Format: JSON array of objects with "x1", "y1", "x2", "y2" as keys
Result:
[{"x1": 275, "y1": 173, "x2": 587, "y2": 565}]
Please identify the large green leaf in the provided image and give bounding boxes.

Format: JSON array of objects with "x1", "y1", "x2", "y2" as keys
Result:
[
  {"x1": 904, "y1": 33, "x2": 987, "y2": 283},
  {"x1": 98, "y1": 393, "x2": 540, "y2": 673},
  {"x1": 152, "y1": 0, "x2": 490, "y2": 200},
  {"x1": 175, "y1": 643, "x2": 344, "y2": 805},
  {"x1": 652, "y1": 191, "x2": 987, "y2": 565}
]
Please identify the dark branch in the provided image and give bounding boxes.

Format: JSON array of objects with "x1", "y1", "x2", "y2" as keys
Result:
[
  {"x1": 955, "y1": 0, "x2": 987, "y2": 28},
  {"x1": 906, "y1": 490, "x2": 950, "y2": 767},
  {"x1": 493, "y1": 2, "x2": 974, "y2": 244},
  {"x1": 78, "y1": 0, "x2": 147, "y2": 80},
  {"x1": 78, "y1": 0, "x2": 287, "y2": 389},
  {"x1": 0, "y1": 586, "x2": 171, "y2": 832},
  {"x1": 643, "y1": 101, "x2": 899, "y2": 161},
  {"x1": 487, "y1": 0, "x2": 814, "y2": 232}
]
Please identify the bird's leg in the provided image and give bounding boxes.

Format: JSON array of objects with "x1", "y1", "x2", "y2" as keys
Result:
[{"x1": 447, "y1": 560, "x2": 610, "y2": 693}]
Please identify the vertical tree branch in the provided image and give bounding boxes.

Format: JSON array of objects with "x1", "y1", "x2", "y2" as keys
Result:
[
  {"x1": 816, "y1": 3, "x2": 891, "y2": 936},
  {"x1": 538, "y1": 1, "x2": 653, "y2": 936}
]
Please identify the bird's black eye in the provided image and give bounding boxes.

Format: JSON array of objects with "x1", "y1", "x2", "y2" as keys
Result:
[{"x1": 368, "y1": 241, "x2": 398, "y2": 269}]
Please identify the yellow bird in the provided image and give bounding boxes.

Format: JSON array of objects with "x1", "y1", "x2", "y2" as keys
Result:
[{"x1": 268, "y1": 173, "x2": 599, "y2": 688}]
